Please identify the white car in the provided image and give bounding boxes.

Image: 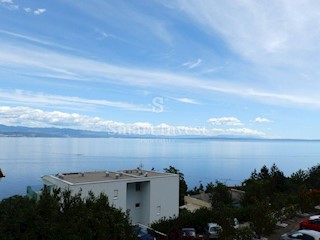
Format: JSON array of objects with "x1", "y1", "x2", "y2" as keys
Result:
[
  {"x1": 309, "y1": 215, "x2": 320, "y2": 220},
  {"x1": 281, "y1": 229, "x2": 320, "y2": 240},
  {"x1": 204, "y1": 223, "x2": 222, "y2": 239}
]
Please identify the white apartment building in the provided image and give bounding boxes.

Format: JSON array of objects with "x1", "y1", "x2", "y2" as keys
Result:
[{"x1": 40, "y1": 169, "x2": 179, "y2": 225}]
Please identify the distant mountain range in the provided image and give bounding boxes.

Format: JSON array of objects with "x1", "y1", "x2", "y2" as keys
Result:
[
  {"x1": 0, "y1": 124, "x2": 256, "y2": 139},
  {"x1": 0, "y1": 124, "x2": 317, "y2": 141},
  {"x1": 0, "y1": 124, "x2": 114, "y2": 138}
]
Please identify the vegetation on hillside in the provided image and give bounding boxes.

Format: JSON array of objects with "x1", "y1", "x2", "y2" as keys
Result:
[
  {"x1": 0, "y1": 188, "x2": 135, "y2": 240},
  {"x1": 152, "y1": 163, "x2": 320, "y2": 239},
  {"x1": 2, "y1": 163, "x2": 320, "y2": 239}
]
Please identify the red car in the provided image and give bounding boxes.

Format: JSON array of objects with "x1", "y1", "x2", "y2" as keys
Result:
[{"x1": 300, "y1": 215, "x2": 320, "y2": 231}]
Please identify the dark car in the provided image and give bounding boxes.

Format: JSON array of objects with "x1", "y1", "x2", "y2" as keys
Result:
[
  {"x1": 300, "y1": 215, "x2": 320, "y2": 231},
  {"x1": 181, "y1": 228, "x2": 196, "y2": 239},
  {"x1": 132, "y1": 225, "x2": 156, "y2": 240}
]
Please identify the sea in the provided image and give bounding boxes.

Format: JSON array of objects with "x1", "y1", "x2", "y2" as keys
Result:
[{"x1": 1, "y1": 137, "x2": 320, "y2": 200}]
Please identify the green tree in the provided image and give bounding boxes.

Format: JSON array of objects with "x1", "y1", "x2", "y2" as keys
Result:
[
  {"x1": 248, "y1": 199, "x2": 276, "y2": 237},
  {"x1": 210, "y1": 181, "x2": 233, "y2": 207},
  {"x1": 0, "y1": 189, "x2": 135, "y2": 240},
  {"x1": 0, "y1": 195, "x2": 38, "y2": 240},
  {"x1": 209, "y1": 181, "x2": 235, "y2": 239},
  {"x1": 164, "y1": 166, "x2": 188, "y2": 205}
]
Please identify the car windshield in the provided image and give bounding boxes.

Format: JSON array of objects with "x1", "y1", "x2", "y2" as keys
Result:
[
  {"x1": 289, "y1": 232, "x2": 315, "y2": 240},
  {"x1": 182, "y1": 229, "x2": 196, "y2": 236},
  {"x1": 209, "y1": 226, "x2": 220, "y2": 232}
]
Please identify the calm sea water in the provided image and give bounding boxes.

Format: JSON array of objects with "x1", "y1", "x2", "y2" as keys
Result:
[{"x1": 0, "y1": 137, "x2": 320, "y2": 200}]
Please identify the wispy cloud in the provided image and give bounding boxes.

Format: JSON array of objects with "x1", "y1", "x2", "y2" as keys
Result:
[
  {"x1": 70, "y1": 1, "x2": 173, "y2": 46},
  {"x1": 176, "y1": 1, "x2": 320, "y2": 67},
  {"x1": 0, "y1": 30, "x2": 75, "y2": 51},
  {"x1": 208, "y1": 117, "x2": 242, "y2": 126},
  {"x1": 0, "y1": 0, "x2": 13, "y2": 3},
  {"x1": 0, "y1": 89, "x2": 153, "y2": 112},
  {"x1": 1, "y1": 41, "x2": 320, "y2": 109},
  {"x1": 172, "y1": 97, "x2": 200, "y2": 105},
  {"x1": 0, "y1": 106, "x2": 265, "y2": 137},
  {"x1": 183, "y1": 58, "x2": 202, "y2": 69}
]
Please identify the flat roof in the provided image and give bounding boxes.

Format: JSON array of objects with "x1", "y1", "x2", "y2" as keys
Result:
[{"x1": 47, "y1": 169, "x2": 175, "y2": 184}]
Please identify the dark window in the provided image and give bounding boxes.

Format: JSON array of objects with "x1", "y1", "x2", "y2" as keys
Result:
[
  {"x1": 135, "y1": 203, "x2": 140, "y2": 208},
  {"x1": 304, "y1": 235, "x2": 315, "y2": 240},
  {"x1": 136, "y1": 182, "x2": 141, "y2": 191}
]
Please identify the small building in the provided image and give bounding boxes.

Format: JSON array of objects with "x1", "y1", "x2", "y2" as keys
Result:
[
  {"x1": 181, "y1": 188, "x2": 245, "y2": 212},
  {"x1": 32, "y1": 169, "x2": 179, "y2": 226}
]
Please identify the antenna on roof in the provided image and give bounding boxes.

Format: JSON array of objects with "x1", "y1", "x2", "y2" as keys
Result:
[{"x1": 137, "y1": 163, "x2": 144, "y2": 170}]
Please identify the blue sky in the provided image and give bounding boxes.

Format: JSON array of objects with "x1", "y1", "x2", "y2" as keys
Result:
[{"x1": 1, "y1": 0, "x2": 320, "y2": 139}]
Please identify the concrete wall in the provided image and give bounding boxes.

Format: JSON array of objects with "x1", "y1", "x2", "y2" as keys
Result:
[
  {"x1": 149, "y1": 175, "x2": 179, "y2": 224},
  {"x1": 43, "y1": 176, "x2": 128, "y2": 209},
  {"x1": 73, "y1": 181, "x2": 128, "y2": 210}
]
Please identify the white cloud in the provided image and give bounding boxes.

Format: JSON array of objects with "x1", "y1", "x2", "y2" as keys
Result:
[
  {"x1": 255, "y1": 117, "x2": 271, "y2": 123},
  {"x1": 208, "y1": 117, "x2": 242, "y2": 126},
  {"x1": 0, "y1": 106, "x2": 265, "y2": 137},
  {"x1": 24, "y1": 7, "x2": 32, "y2": 13},
  {"x1": 0, "y1": 0, "x2": 18, "y2": 10},
  {"x1": 33, "y1": 8, "x2": 46, "y2": 15},
  {"x1": 172, "y1": 97, "x2": 200, "y2": 105},
  {"x1": 183, "y1": 58, "x2": 202, "y2": 69},
  {"x1": 0, "y1": 89, "x2": 152, "y2": 112},
  {"x1": 224, "y1": 128, "x2": 264, "y2": 136}
]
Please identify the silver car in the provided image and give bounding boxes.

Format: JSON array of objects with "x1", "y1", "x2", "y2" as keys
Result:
[{"x1": 281, "y1": 229, "x2": 320, "y2": 240}]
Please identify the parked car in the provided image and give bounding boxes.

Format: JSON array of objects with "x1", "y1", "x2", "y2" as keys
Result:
[
  {"x1": 310, "y1": 215, "x2": 320, "y2": 220},
  {"x1": 204, "y1": 223, "x2": 222, "y2": 239},
  {"x1": 181, "y1": 228, "x2": 197, "y2": 239},
  {"x1": 132, "y1": 225, "x2": 156, "y2": 240},
  {"x1": 281, "y1": 229, "x2": 320, "y2": 239},
  {"x1": 300, "y1": 215, "x2": 320, "y2": 231}
]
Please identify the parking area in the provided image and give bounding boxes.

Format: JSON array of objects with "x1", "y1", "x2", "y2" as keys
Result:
[{"x1": 267, "y1": 215, "x2": 308, "y2": 240}]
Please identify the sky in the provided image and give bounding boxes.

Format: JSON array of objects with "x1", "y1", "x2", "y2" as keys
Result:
[{"x1": 1, "y1": 0, "x2": 320, "y2": 139}]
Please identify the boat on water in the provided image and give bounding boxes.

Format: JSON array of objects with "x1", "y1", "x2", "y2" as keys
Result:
[{"x1": 0, "y1": 168, "x2": 5, "y2": 178}]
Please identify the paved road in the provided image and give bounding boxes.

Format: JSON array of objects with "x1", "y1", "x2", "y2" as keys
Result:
[{"x1": 267, "y1": 216, "x2": 306, "y2": 240}]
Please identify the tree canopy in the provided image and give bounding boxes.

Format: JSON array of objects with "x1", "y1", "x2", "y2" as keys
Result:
[
  {"x1": 164, "y1": 165, "x2": 188, "y2": 206},
  {"x1": 0, "y1": 188, "x2": 135, "y2": 240}
]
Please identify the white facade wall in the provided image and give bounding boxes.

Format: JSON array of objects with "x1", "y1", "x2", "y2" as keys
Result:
[{"x1": 149, "y1": 175, "x2": 179, "y2": 223}]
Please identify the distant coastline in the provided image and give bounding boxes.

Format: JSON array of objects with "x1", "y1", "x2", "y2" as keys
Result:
[{"x1": 0, "y1": 124, "x2": 319, "y2": 141}]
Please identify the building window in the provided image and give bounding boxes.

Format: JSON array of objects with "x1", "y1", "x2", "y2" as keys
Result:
[
  {"x1": 157, "y1": 205, "x2": 161, "y2": 216},
  {"x1": 113, "y1": 189, "x2": 118, "y2": 200},
  {"x1": 135, "y1": 203, "x2": 140, "y2": 208},
  {"x1": 136, "y1": 182, "x2": 141, "y2": 191}
]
